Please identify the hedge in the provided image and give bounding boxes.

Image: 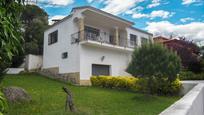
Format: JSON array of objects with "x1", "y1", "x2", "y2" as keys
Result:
[
  {"x1": 91, "y1": 76, "x2": 138, "y2": 90},
  {"x1": 91, "y1": 76, "x2": 181, "y2": 95},
  {"x1": 179, "y1": 71, "x2": 204, "y2": 80}
]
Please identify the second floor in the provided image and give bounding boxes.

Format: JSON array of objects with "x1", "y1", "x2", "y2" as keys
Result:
[{"x1": 44, "y1": 6, "x2": 153, "y2": 52}]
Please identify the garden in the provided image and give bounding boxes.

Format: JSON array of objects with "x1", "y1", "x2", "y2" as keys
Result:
[
  {"x1": 1, "y1": 0, "x2": 204, "y2": 115},
  {"x1": 0, "y1": 43, "x2": 182, "y2": 114},
  {"x1": 1, "y1": 74, "x2": 179, "y2": 115}
]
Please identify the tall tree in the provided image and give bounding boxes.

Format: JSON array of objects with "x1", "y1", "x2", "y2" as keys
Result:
[
  {"x1": 0, "y1": 0, "x2": 24, "y2": 78},
  {"x1": 164, "y1": 39, "x2": 201, "y2": 72},
  {"x1": 11, "y1": 5, "x2": 48, "y2": 67},
  {"x1": 21, "y1": 5, "x2": 48, "y2": 55}
]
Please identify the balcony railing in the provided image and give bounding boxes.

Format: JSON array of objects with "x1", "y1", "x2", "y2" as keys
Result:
[{"x1": 71, "y1": 30, "x2": 137, "y2": 48}]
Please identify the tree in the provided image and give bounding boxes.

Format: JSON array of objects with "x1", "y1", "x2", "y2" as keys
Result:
[
  {"x1": 11, "y1": 5, "x2": 48, "y2": 67},
  {"x1": 21, "y1": 5, "x2": 48, "y2": 55},
  {"x1": 0, "y1": 0, "x2": 24, "y2": 78},
  {"x1": 127, "y1": 43, "x2": 181, "y2": 95},
  {"x1": 200, "y1": 46, "x2": 204, "y2": 59},
  {"x1": 164, "y1": 39, "x2": 201, "y2": 73}
]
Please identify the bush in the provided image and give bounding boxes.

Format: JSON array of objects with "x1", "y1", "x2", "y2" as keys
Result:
[
  {"x1": 135, "y1": 77, "x2": 181, "y2": 95},
  {"x1": 188, "y1": 61, "x2": 203, "y2": 73},
  {"x1": 127, "y1": 43, "x2": 182, "y2": 95},
  {"x1": 179, "y1": 71, "x2": 204, "y2": 80},
  {"x1": 91, "y1": 76, "x2": 181, "y2": 95},
  {"x1": 11, "y1": 54, "x2": 25, "y2": 68},
  {"x1": 0, "y1": 92, "x2": 8, "y2": 114},
  {"x1": 91, "y1": 76, "x2": 138, "y2": 90},
  {"x1": 127, "y1": 43, "x2": 181, "y2": 81}
]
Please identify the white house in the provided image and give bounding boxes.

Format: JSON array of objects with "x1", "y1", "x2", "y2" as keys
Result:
[{"x1": 43, "y1": 6, "x2": 153, "y2": 85}]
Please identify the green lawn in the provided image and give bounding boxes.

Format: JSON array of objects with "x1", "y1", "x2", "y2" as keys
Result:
[{"x1": 1, "y1": 74, "x2": 179, "y2": 115}]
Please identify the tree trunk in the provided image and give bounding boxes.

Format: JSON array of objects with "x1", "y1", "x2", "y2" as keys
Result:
[{"x1": 62, "y1": 87, "x2": 77, "y2": 112}]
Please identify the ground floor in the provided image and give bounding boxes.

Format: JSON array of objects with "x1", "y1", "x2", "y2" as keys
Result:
[{"x1": 42, "y1": 45, "x2": 133, "y2": 85}]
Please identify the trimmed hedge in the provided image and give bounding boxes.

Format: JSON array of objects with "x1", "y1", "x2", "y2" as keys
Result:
[
  {"x1": 91, "y1": 76, "x2": 181, "y2": 95},
  {"x1": 179, "y1": 71, "x2": 204, "y2": 80},
  {"x1": 91, "y1": 76, "x2": 138, "y2": 90}
]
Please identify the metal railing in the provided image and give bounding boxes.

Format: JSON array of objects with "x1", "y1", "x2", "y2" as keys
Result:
[{"x1": 71, "y1": 30, "x2": 137, "y2": 48}]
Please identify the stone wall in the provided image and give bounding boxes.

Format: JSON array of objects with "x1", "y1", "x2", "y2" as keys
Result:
[
  {"x1": 39, "y1": 67, "x2": 80, "y2": 84},
  {"x1": 80, "y1": 80, "x2": 91, "y2": 86}
]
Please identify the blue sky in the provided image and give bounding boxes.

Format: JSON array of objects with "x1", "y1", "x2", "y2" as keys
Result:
[{"x1": 37, "y1": 0, "x2": 204, "y2": 45}]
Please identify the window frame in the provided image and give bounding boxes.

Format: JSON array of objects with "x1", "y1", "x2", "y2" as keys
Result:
[
  {"x1": 48, "y1": 30, "x2": 58, "y2": 45},
  {"x1": 141, "y1": 37, "x2": 149, "y2": 45},
  {"x1": 62, "y1": 52, "x2": 68, "y2": 59},
  {"x1": 130, "y1": 34, "x2": 137, "y2": 46}
]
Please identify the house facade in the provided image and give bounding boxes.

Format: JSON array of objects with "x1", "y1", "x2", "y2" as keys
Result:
[{"x1": 43, "y1": 6, "x2": 153, "y2": 85}]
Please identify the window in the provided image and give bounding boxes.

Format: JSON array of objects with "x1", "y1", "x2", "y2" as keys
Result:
[
  {"x1": 130, "y1": 34, "x2": 137, "y2": 46},
  {"x1": 48, "y1": 30, "x2": 58, "y2": 45},
  {"x1": 62, "y1": 52, "x2": 68, "y2": 59},
  {"x1": 85, "y1": 26, "x2": 100, "y2": 40},
  {"x1": 85, "y1": 26, "x2": 100, "y2": 36},
  {"x1": 92, "y1": 64, "x2": 110, "y2": 76},
  {"x1": 141, "y1": 37, "x2": 149, "y2": 45}
]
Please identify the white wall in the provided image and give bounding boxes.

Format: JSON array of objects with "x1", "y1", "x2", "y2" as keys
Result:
[
  {"x1": 126, "y1": 27, "x2": 152, "y2": 47},
  {"x1": 7, "y1": 68, "x2": 24, "y2": 74},
  {"x1": 26, "y1": 54, "x2": 42, "y2": 70},
  {"x1": 43, "y1": 10, "x2": 83, "y2": 74},
  {"x1": 79, "y1": 45, "x2": 132, "y2": 80},
  {"x1": 160, "y1": 83, "x2": 204, "y2": 115}
]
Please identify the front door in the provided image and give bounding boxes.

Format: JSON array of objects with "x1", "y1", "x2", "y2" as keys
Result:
[{"x1": 92, "y1": 64, "x2": 110, "y2": 76}]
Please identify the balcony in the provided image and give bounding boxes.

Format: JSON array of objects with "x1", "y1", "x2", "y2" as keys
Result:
[{"x1": 71, "y1": 30, "x2": 136, "y2": 51}]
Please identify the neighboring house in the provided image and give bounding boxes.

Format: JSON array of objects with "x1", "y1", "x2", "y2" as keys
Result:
[
  {"x1": 153, "y1": 36, "x2": 171, "y2": 43},
  {"x1": 43, "y1": 6, "x2": 153, "y2": 85},
  {"x1": 153, "y1": 36, "x2": 200, "y2": 68}
]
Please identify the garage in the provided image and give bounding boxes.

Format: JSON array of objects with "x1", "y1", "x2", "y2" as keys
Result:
[{"x1": 92, "y1": 64, "x2": 110, "y2": 76}]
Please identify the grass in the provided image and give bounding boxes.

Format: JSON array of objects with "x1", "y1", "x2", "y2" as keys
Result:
[{"x1": 1, "y1": 74, "x2": 179, "y2": 115}]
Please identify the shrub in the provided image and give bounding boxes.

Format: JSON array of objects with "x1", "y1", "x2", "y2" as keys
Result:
[
  {"x1": 127, "y1": 43, "x2": 181, "y2": 81},
  {"x1": 0, "y1": 92, "x2": 8, "y2": 114},
  {"x1": 91, "y1": 76, "x2": 138, "y2": 90},
  {"x1": 179, "y1": 71, "x2": 204, "y2": 80},
  {"x1": 188, "y1": 61, "x2": 203, "y2": 73},
  {"x1": 135, "y1": 77, "x2": 181, "y2": 95},
  {"x1": 127, "y1": 43, "x2": 182, "y2": 95},
  {"x1": 91, "y1": 76, "x2": 181, "y2": 95}
]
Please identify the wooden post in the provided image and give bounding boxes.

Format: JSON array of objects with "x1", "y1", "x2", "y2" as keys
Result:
[{"x1": 62, "y1": 87, "x2": 77, "y2": 112}]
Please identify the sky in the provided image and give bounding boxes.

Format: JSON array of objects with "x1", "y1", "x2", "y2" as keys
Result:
[{"x1": 36, "y1": 0, "x2": 204, "y2": 45}]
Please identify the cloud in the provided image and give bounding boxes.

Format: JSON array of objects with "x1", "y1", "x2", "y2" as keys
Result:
[
  {"x1": 49, "y1": 15, "x2": 66, "y2": 25},
  {"x1": 180, "y1": 17, "x2": 194, "y2": 22},
  {"x1": 87, "y1": 0, "x2": 104, "y2": 3},
  {"x1": 125, "y1": 6, "x2": 144, "y2": 15},
  {"x1": 131, "y1": 10, "x2": 175, "y2": 19},
  {"x1": 101, "y1": 0, "x2": 144, "y2": 15},
  {"x1": 87, "y1": 0, "x2": 93, "y2": 3},
  {"x1": 150, "y1": 10, "x2": 174, "y2": 19},
  {"x1": 132, "y1": 13, "x2": 148, "y2": 18},
  {"x1": 145, "y1": 21, "x2": 204, "y2": 42},
  {"x1": 39, "y1": 0, "x2": 74, "y2": 6},
  {"x1": 182, "y1": 0, "x2": 200, "y2": 5},
  {"x1": 147, "y1": 0, "x2": 160, "y2": 8}
]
